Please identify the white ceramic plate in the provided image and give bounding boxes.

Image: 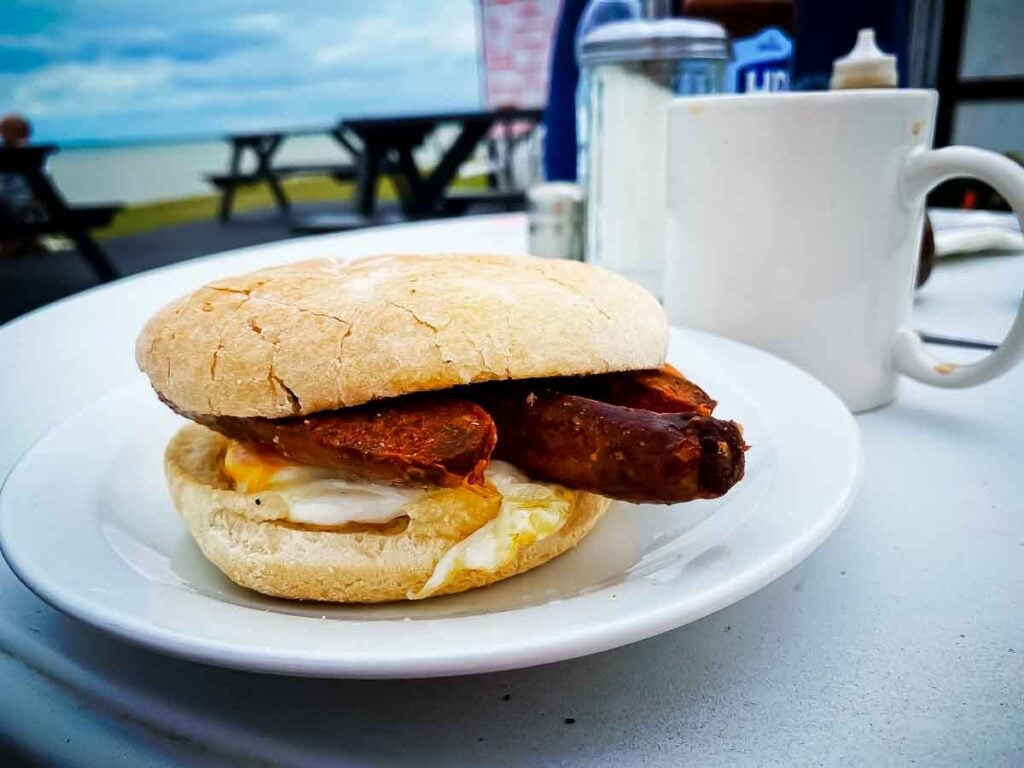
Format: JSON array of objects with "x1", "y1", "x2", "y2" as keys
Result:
[{"x1": 0, "y1": 328, "x2": 859, "y2": 679}]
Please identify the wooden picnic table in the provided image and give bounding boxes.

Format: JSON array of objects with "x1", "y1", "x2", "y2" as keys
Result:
[
  {"x1": 0, "y1": 145, "x2": 122, "y2": 282},
  {"x1": 211, "y1": 109, "x2": 543, "y2": 232},
  {"x1": 209, "y1": 125, "x2": 363, "y2": 222},
  {"x1": 344, "y1": 107, "x2": 544, "y2": 218},
  {"x1": 289, "y1": 107, "x2": 543, "y2": 234}
]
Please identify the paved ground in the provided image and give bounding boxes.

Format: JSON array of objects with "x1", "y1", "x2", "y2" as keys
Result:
[{"x1": 0, "y1": 203, "x2": 400, "y2": 325}]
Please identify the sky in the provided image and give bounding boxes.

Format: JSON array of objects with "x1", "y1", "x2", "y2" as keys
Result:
[{"x1": 0, "y1": 0, "x2": 483, "y2": 145}]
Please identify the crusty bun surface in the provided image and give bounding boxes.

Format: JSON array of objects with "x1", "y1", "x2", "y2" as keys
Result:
[
  {"x1": 138, "y1": 253, "x2": 667, "y2": 418},
  {"x1": 166, "y1": 424, "x2": 611, "y2": 603}
]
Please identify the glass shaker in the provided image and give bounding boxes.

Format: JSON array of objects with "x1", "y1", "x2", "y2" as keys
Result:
[
  {"x1": 527, "y1": 182, "x2": 586, "y2": 262},
  {"x1": 578, "y1": 17, "x2": 729, "y2": 297}
]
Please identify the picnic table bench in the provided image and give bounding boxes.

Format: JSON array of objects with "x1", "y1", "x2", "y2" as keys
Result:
[
  {"x1": 0, "y1": 145, "x2": 122, "y2": 282},
  {"x1": 344, "y1": 107, "x2": 543, "y2": 218},
  {"x1": 208, "y1": 126, "x2": 390, "y2": 222},
  {"x1": 289, "y1": 108, "x2": 544, "y2": 234},
  {"x1": 211, "y1": 109, "x2": 543, "y2": 232}
]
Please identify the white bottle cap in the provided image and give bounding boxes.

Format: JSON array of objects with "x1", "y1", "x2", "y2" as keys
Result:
[{"x1": 830, "y1": 28, "x2": 898, "y2": 89}]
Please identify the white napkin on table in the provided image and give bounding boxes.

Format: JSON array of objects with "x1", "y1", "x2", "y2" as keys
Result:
[{"x1": 928, "y1": 208, "x2": 1024, "y2": 257}]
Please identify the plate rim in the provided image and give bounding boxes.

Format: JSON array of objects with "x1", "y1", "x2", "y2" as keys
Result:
[{"x1": 0, "y1": 329, "x2": 861, "y2": 678}]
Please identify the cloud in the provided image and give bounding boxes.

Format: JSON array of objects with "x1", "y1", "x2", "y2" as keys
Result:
[
  {"x1": 7, "y1": 60, "x2": 172, "y2": 116},
  {"x1": 232, "y1": 13, "x2": 286, "y2": 33},
  {"x1": 1, "y1": 0, "x2": 484, "y2": 143},
  {"x1": 313, "y1": 0, "x2": 478, "y2": 67}
]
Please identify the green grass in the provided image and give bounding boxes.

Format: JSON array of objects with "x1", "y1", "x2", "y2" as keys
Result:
[{"x1": 96, "y1": 173, "x2": 487, "y2": 240}]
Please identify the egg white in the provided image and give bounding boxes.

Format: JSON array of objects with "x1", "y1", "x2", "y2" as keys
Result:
[{"x1": 223, "y1": 443, "x2": 572, "y2": 598}]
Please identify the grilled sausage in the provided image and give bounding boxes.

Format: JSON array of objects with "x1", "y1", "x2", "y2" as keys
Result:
[
  {"x1": 556, "y1": 364, "x2": 717, "y2": 415},
  {"x1": 173, "y1": 367, "x2": 743, "y2": 501},
  {"x1": 185, "y1": 396, "x2": 497, "y2": 488},
  {"x1": 480, "y1": 388, "x2": 745, "y2": 503}
]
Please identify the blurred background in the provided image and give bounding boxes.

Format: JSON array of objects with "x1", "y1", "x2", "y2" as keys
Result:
[
  {"x1": 4, "y1": 1, "x2": 505, "y2": 204},
  {"x1": 0, "y1": 0, "x2": 1021, "y2": 322}
]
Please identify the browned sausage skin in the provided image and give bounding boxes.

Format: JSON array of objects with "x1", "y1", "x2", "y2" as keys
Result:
[
  {"x1": 179, "y1": 396, "x2": 497, "y2": 488},
  {"x1": 476, "y1": 388, "x2": 746, "y2": 503},
  {"x1": 544, "y1": 364, "x2": 717, "y2": 415},
  {"x1": 167, "y1": 366, "x2": 746, "y2": 502}
]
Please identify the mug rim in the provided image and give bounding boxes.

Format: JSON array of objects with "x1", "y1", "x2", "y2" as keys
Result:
[{"x1": 669, "y1": 88, "x2": 937, "y2": 112}]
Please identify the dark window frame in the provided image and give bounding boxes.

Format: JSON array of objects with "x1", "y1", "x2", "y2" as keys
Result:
[{"x1": 932, "y1": 0, "x2": 1024, "y2": 146}]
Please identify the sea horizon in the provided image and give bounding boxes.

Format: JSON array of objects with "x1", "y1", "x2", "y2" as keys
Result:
[
  {"x1": 47, "y1": 132, "x2": 358, "y2": 205},
  {"x1": 46, "y1": 122, "x2": 463, "y2": 206},
  {"x1": 49, "y1": 100, "x2": 486, "y2": 153},
  {"x1": 54, "y1": 121, "x2": 335, "y2": 152},
  {"x1": 57, "y1": 134, "x2": 227, "y2": 152}
]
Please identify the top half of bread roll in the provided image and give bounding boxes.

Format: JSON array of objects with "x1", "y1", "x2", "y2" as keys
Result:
[{"x1": 136, "y1": 253, "x2": 667, "y2": 418}]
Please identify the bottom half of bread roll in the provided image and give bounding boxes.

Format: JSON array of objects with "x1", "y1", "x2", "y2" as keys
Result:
[{"x1": 165, "y1": 424, "x2": 611, "y2": 603}]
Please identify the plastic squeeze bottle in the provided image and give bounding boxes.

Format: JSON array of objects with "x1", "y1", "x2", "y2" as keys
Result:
[{"x1": 829, "y1": 28, "x2": 897, "y2": 89}]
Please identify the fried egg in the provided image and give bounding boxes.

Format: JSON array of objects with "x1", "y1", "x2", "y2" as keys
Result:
[
  {"x1": 222, "y1": 441, "x2": 573, "y2": 598},
  {"x1": 408, "y1": 469, "x2": 571, "y2": 599},
  {"x1": 223, "y1": 441, "x2": 427, "y2": 526}
]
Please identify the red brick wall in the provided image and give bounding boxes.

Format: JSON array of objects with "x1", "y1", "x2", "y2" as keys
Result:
[{"x1": 478, "y1": 0, "x2": 560, "y2": 108}]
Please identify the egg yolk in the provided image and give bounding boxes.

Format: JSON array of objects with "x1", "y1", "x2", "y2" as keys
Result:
[
  {"x1": 222, "y1": 441, "x2": 291, "y2": 493},
  {"x1": 221, "y1": 440, "x2": 575, "y2": 599}
]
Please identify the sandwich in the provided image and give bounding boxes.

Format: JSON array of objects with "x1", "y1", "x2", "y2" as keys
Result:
[{"x1": 136, "y1": 253, "x2": 746, "y2": 602}]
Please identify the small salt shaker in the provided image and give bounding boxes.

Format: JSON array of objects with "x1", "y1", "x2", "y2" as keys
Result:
[{"x1": 527, "y1": 182, "x2": 585, "y2": 261}]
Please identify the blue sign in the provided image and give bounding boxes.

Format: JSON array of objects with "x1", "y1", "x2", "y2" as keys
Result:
[{"x1": 727, "y1": 27, "x2": 794, "y2": 93}]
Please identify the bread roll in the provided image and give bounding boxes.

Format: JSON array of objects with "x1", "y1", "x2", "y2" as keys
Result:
[
  {"x1": 166, "y1": 424, "x2": 611, "y2": 603},
  {"x1": 138, "y1": 253, "x2": 667, "y2": 418}
]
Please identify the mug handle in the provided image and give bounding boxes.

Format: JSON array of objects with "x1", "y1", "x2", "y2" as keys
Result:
[{"x1": 891, "y1": 146, "x2": 1024, "y2": 387}]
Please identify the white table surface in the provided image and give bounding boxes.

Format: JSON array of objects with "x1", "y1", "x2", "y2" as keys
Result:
[{"x1": 1, "y1": 214, "x2": 1021, "y2": 767}]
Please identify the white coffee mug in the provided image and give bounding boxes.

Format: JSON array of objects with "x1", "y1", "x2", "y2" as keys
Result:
[{"x1": 665, "y1": 90, "x2": 1024, "y2": 411}]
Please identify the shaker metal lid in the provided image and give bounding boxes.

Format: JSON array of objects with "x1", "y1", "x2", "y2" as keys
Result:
[
  {"x1": 527, "y1": 182, "x2": 584, "y2": 216},
  {"x1": 580, "y1": 18, "x2": 729, "y2": 65}
]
